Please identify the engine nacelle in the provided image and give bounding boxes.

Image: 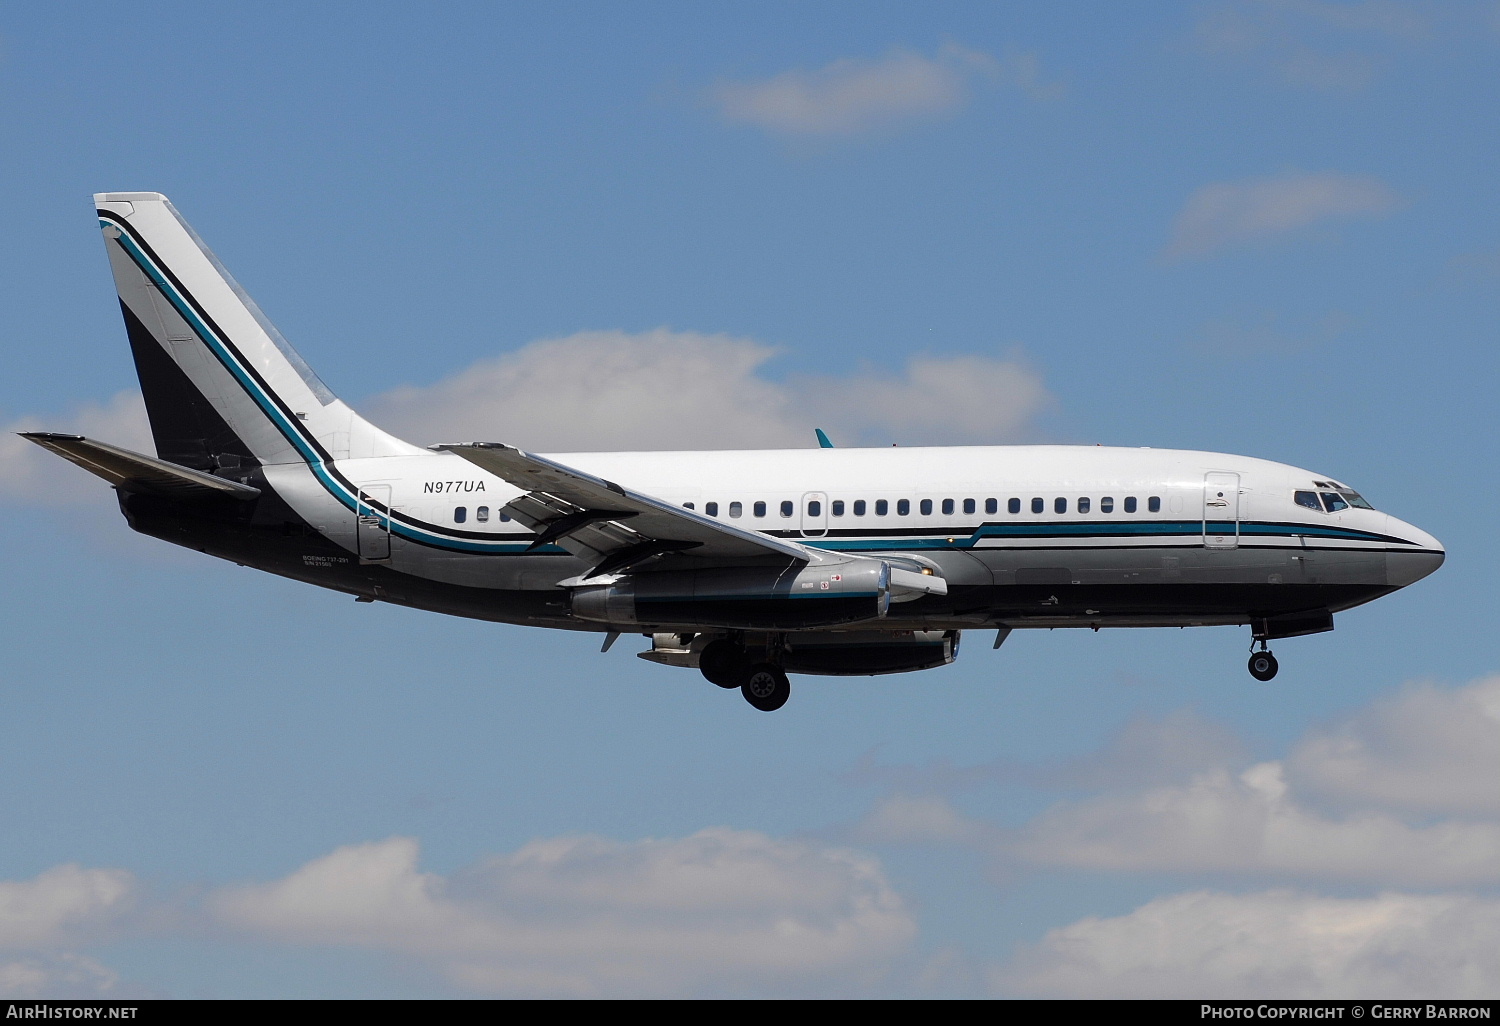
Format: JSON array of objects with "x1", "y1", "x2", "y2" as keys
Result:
[
  {"x1": 571, "y1": 558, "x2": 893, "y2": 630},
  {"x1": 781, "y1": 630, "x2": 960, "y2": 676}
]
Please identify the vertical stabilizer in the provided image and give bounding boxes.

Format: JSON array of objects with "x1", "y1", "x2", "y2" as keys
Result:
[{"x1": 95, "y1": 193, "x2": 421, "y2": 470}]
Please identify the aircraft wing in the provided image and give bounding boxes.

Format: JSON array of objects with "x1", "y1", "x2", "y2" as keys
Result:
[
  {"x1": 437, "y1": 442, "x2": 812, "y2": 575},
  {"x1": 20, "y1": 432, "x2": 262, "y2": 501}
]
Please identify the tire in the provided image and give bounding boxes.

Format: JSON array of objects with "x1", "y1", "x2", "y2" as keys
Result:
[
  {"x1": 699, "y1": 640, "x2": 744, "y2": 689},
  {"x1": 1248, "y1": 651, "x2": 1279, "y2": 682},
  {"x1": 741, "y1": 663, "x2": 790, "y2": 712}
]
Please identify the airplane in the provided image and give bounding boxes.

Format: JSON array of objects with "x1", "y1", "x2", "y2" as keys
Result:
[{"x1": 22, "y1": 193, "x2": 1445, "y2": 712}]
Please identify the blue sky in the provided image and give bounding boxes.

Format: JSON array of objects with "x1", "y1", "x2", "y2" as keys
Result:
[{"x1": 1, "y1": 1, "x2": 1498, "y2": 998}]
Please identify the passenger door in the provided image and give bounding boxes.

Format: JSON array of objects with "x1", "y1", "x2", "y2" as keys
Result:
[
  {"x1": 357, "y1": 485, "x2": 392, "y2": 563},
  {"x1": 1203, "y1": 472, "x2": 1240, "y2": 550}
]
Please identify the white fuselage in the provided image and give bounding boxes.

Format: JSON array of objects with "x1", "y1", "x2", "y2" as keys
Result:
[{"x1": 234, "y1": 442, "x2": 1442, "y2": 635}]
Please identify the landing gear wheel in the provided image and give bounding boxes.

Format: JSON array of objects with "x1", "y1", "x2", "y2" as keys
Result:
[
  {"x1": 1248, "y1": 651, "x2": 1279, "y2": 681},
  {"x1": 699, "y1": 640, "x2": 744, "y2": 689},
  {"x1": 741, "y1": 663, "x2": 790, "y2": 712}
]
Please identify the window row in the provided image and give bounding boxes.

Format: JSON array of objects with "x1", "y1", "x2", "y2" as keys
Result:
[
  {"x1": 447, "y1": 495, "x2": 1168, "y2": 526},
  {"x1": 452, "y1": 506, "x2": 513, "y2": 524},
  {"x1": 681, "y1": 496, "x2": 1163, "y2": 518}
]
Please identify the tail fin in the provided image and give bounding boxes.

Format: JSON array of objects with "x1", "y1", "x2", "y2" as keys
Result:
[{"x1": 95, "y1": 192, "x2": 420, "y2": 470}]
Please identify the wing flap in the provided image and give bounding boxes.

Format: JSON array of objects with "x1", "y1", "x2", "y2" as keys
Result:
[
  {"x1": 437, "y1": 442, "x2": 811, "y2": 568},
  {"x1": 20, "y1": 432, "x2": 261, "y2": 501}
]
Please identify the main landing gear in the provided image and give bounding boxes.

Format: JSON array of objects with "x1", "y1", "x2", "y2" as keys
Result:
[
  {"x1": 1248, "y1": 643, "x2": 1279, "y2": 682},
  {"x1": 741, "y1": 664, "x2": 791, "y2": 712},
  {"x1": 699, "y1": 639, "x2": 791, "y2": 711}
]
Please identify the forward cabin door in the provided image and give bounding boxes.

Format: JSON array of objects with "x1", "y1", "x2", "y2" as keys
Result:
[
  {"x1": 357, "y1": 485, "x2": 392, "y2": 563},
  {"x1": 801, "y1": 492, "x2": 828, "y2": 538},
  {"x1": 1203, "y1": 472, "x2": 1240, "y2": 550}
]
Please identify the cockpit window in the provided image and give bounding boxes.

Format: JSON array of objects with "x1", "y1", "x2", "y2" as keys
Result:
[
  {"x1": 1339, "y1": 490, "x2": 1375, "y2": 510},
  {"x1": 1294, "y1": 491, "x2": 1321, "y2": 511},
  {"x1": 1320, "y1": 492, "x2": 1349, "y2": 513}
]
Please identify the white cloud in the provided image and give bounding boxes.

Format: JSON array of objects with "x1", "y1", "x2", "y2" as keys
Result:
[
  {"x1": 0, "y1": 954, "x2": 128, "y2": 1000},
  {"x1": 0, "y1": 863, "x2": 137, "y2": 951},
  {"x1": 848, "y1": 677, "x2": 1500, "y2": 891},
  {"x1": 710, "y1": 44, "x2": 1058, "y2": 138},
  {"x1": 0, "y1": 391, "x2": 150, "y2": 506},
  {"x1": 1191, "y1": 1, "x2": 1430, "y2": 92},
  {"x1": 1167, "y1": 173, "x2": 1400, "y2": 257},
  {"x1": 851, "y1": 794, "x2": 992, "y2": 846},
  {"x1": 1002, "y1": 889, "x2": 1500, "y2": 998},
  {"x1": 1012, "y1": 760, "x2": 1500, "y2": 886},
  {"x1": 1, "y1": 331, "x2": 1051, "y2": 508},
  {"x1": 1288, "y1": 675, "x2": 1500, "y2": 817},
  {"x1": 364, "y1": 328, "x2": 1051, "y2": 452},
  {"x1": 1044, "y1": 709, "x2": 1249, "y2": 791},
  {"x1": 211, "y1": 830, "x2": 916, "y2": 997}
]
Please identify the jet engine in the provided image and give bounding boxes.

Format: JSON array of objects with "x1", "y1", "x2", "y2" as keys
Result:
[
  {"x1": 781, "y1": 630, "x2": 960, "y2": 676},
  {"x1": 570, "y1": 556, "x2": 944, "y2": 630}
]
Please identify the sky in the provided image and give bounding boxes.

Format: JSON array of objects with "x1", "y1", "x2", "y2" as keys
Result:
[{"x1": 1, "y1": 0, "x2": 1498, "y2": 998}]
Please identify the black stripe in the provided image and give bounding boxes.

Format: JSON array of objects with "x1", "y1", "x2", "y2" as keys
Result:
[{"x1": 102, "y1": 212, "x2": 331, "y2": 460}]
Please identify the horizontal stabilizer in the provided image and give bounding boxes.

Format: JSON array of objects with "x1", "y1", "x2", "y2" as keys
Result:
[{"x1": 19, "y1": 432, "x2": 261, "y2": 500}]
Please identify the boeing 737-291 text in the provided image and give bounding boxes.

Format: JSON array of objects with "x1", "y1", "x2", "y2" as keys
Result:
[{"x1": 23, "y1": 193, "x2": 1445, "y2": 711}]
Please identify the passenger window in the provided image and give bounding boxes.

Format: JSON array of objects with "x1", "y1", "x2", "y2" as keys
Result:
[
  {"x1": 454, "y1": 506, "x2": 467, "y2": 524},
  {"x1": 729, "y1": 501, "x2": 743, "y2": 518},
  {"x1": 832, "y1": 500, "x2": 844, "y2": 516},
  {"x1": 1008, "y1": 498, "x2": 1020, "y2": 514},
  {"x1": 808, "y1": 500, "x2": 822, "y2": 517},
  {"x1": 1078, "y1": 497, "x2": 1090, "y2": 514},
  {"x1": 500, "y1": 512, "x2": 511, "y2": 522},
  {"x1": 1124, "y1": 497, "x2": 1137, "y2": 513},
  {"x1": 875, "y1": 500, "x2": 888, "y2": 516},
  {"x1": 920, "y1": 499, "x2": 933, "y2": 516},
  {"x1": 476, "y1": 506, "x2": 489, "y2": 522},
  {"x1": 780, "y1": 500, "x2": 793, "y2": 517},
  {"x1": 943, "y1": 498, "x2": 955, "y2": 515},
  {"x1": 1148, "y1": 496, "x2": 1161, "y2": 513},
  {"x1": 897, "y1": 499, "x2": 910, "y2": 516},
  {"x1": 753, "y1": 501, "x2": 766, "y2": 517},
  {"x1": 1321, "y1": 492, "x2": 1349, "y2": 513},
  {"x1": 1055, "y1": 497, "x2": 1067, "y2": 514},
  {"x1": 854, "y1": 500, "x2": 867, "y2": 516},
  {"x1": 1294, "y1": 491, "x2": 1321, "y2": 511},
  {"x1": 964, "y1": 499, "x2": 976, "y2": 515},
  {"x1": 706, "y1": 502, "x2": 719, "y2": 517},
  {"x1": 1031, "y1": 498, "x2": 1044, "y2": 514},
  {"x1": 1100, "y1": 497, "x2": 1113, "y2": 513},
  {"x1": 683, "y1": 502, "x2": 695, "y2": 510}
]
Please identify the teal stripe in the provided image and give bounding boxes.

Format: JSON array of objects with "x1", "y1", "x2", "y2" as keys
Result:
[{"x1": 106, "y1": 217, "x2": 530, "y2": 556}]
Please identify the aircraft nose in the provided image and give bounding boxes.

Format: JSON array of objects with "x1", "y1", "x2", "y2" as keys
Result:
[{"x1": 1384, "y1": 516, "x2": 1445, "y2": 588}]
